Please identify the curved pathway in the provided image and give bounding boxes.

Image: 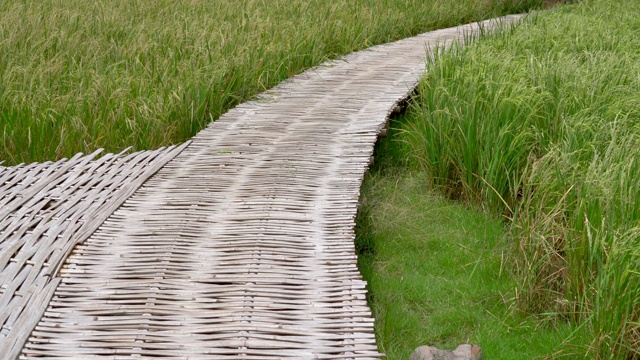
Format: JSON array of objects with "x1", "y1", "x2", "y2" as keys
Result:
[{"x1": 2, "y1": 15, "x2": 523, "y2": 359}]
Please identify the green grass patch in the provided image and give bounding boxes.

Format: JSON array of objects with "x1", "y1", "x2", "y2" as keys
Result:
[
  {"x1": 0, "y1": 0, "x2": 543, "y2": 165},
  {"x1": 357, "y1": 130, "x2": 576, "y2": 359},
  {"x1": 394, "y1": 0, "x2": 640, "y2": 357}
]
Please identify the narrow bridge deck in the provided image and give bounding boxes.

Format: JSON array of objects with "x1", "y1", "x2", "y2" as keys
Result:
[{"x1": 0, "y1": 16, "x2": 523, "y2": 359}]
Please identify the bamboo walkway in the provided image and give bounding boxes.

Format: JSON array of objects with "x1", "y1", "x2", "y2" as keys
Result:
[{"x1": 0, "y1": 15, "x2": 523, "y2": 359}]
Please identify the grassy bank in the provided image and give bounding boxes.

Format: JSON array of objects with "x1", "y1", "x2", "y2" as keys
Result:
[
  {"x1": 357, "y1": 131, "x2": 576, "y2": 359},
  {"x1": 0, "y1": 0, "x2": 541, "y2": 165},
  {"x1": 386, "y1": 0, "x2": 640, "y2": 357}
]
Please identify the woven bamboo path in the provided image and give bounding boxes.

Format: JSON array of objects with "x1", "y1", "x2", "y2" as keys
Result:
[{"x1": 1, "y1": 15, "x2": 523, "y2": 359}]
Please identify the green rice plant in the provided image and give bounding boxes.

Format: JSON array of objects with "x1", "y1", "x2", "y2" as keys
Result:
[
  {"x1": 405, "y1": 40, "x2": 539, "y2": 214},
  {"x1": 0, "y1": 0, "x2": 543, "y2": 165},
  {"x1": 401, "y1": 0, "x2": 640, "y2": 357}
]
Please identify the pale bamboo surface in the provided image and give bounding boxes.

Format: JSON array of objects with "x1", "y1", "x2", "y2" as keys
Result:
[
  {"x1": 2, "y1": 15, "x2": 523, "y2": 359},
  {"x1": 0, "y1": 144, "x2": 190, "y2": 359}
]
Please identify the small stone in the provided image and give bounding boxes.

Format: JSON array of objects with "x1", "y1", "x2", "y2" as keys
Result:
[
  {"x1": 409, "y1": 344, "x2": 483, "y2": 360},
  {"x1": 452, "y1": 344, "x2": 483, "y2": 360},
  {"x1": 408, "y1": 346, "x2": 440, "y2": 360}
]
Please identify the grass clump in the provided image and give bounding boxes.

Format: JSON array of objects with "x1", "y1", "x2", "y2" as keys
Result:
[
  {"x1": 0, "y1": 0, "x2": 542, "y2": 165},
  {"x1": 400, "y1": 0, "x2": 640, "y2": 357}
]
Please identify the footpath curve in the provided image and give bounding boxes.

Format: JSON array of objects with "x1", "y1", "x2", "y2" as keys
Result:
[{"x1": 2, "y1": 15, "x2": 523, "y2": 359}]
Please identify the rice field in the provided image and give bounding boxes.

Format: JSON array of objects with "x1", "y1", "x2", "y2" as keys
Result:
[
  {"x1": 0, "y1": 0, "x2": 541, "y2": 165},
  {"x1": 397, "y1": 0, "x2": 640, "y2": 357},
  {"x1": 9, "y1": 0, "x2": 625, "y2": 358}
]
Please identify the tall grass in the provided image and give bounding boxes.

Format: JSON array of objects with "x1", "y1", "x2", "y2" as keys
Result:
[
  {"x1": 0, "y1": 0, "x2": 542, "y2": 165},
  {"x1": 356, "y1": 128, "x2": 576, "y2": 359},
  {"x1": 402, "y1": 0, "x2": 640, "y2": 357}
]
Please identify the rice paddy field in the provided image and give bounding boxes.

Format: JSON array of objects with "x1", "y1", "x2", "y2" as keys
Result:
[
  {"x1": 4, "y1": 0, "x2": 639, "y2": 359},
  {"x1": 0, "y1": 0, "x2": 539, "y2": 165},
  {"x1": 362, "y1": 0, "x2": 640, "y2": 358}
]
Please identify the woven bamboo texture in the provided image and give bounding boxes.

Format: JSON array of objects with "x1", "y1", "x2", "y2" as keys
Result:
[
  {"x1": 2, "y1": 15, "x2": 523, "y2": 359},
  {"x1": 0, "y1": 145, "x2": 189, "y2": 359}
]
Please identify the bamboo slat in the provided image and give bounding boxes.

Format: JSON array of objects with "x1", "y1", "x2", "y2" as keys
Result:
[{"x1": 2, "y1": 15, "x2": 523, "y2": 359}]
